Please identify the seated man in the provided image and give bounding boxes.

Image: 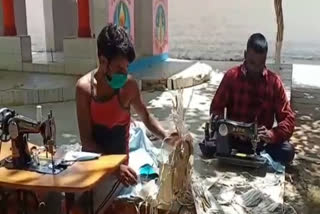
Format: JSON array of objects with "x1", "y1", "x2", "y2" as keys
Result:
[
  {"x1": 210, "y1": 33, "x2": 295, "y2": 165},
  {"x1": 74, "y1": 24, "x2": 174, "y2": 213}
]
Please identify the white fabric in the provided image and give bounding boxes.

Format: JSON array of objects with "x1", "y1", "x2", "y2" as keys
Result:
[
  {"x1": 63, "y1": 151, "x2": 101, "y2": 162},
  {"x1": 118, "y1": 121, "x2": 161, "y2": 198}
]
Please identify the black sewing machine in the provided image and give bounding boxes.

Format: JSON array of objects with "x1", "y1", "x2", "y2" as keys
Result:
[
  {"x1": 199, "y1": 108, "x2": 267, "y2": 168},
  {"x1": 0, "y1": 107, "x2": 65, "y2": 174}
]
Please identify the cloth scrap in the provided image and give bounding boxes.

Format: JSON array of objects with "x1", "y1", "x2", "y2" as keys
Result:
[
  {"x1": 63, "y1": 151, "x2": 101, "y2": 162},
  {"x1": 260, "y1": 151, "x2": 285, "y2": 173}
]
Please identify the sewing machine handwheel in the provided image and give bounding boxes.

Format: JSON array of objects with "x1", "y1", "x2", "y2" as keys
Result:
[
  {"x1": 0, "y1": 108, "x2": 14, "y2": 142},
  {"x1": 218, "y1": 124, "x2": 228, "y2": 136}
]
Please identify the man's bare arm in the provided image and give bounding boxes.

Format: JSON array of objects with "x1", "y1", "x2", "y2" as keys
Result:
[
  {"x1": 76, "y1": 80, "x2": 100, "y2": 152},
  {"x1": 130, "y1": 80, "x2": 167, "y2": 140}
]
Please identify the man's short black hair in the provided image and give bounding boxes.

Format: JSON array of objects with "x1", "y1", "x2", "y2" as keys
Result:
[
  {"x1": 246, "y1": 33, "x2": 268, "y2": 54},
  {"x1": 97, "y1": 23, "x2": 135, "y2": 63}
]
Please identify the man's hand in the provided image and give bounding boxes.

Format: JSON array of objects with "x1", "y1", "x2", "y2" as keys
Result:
[
  {"x1": 118, "y1": 164, "x2": 138, "y2": 187},
  {"x1": 258, "y1": 126, "x2": 273, "y2": 143},
  {"x1": 164, "y1": 132, "x2": 183, "y2": 147}
]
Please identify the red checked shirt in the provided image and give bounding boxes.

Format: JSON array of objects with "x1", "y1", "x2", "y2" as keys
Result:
[{"x1": 210, "y1": 64, "x2": 295, "y2": 144}]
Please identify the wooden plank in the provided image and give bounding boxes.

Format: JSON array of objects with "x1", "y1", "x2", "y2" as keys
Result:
[{"x1": 0, "y1": 142, "x2": 126, "y2": 192}]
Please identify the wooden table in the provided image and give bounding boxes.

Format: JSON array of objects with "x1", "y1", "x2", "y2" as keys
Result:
[{"x1": 0, "y1": 141, "x2": 127, "y2": 214}]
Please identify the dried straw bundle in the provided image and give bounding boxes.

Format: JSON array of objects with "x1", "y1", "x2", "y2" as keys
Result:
[
  {"x1": 129, "y1": 90, "x2": 195, "y2": 214},
  {"x1": 156, "y1": 89, "x2": 194, "y2": 211}
]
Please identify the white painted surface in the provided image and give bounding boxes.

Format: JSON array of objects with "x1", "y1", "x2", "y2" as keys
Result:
[
  {"x1": 0, "y1": 37, "x2": 21, "y2": 54},
  {"x1": 293, "y1": 64, "x2": 320, "y2": 89},
  {"x1": 64, "y1": 58, "x2": 97, "y2": 75},
  {"x1": 43, "y1": 0, "x2": 55, "y2": 51},
  {"x1": 64, "y1": 38, "x2": 97, "y2": 74},
  {"x1": 0, "y1": 36, "x2": 31, "y2": 71},
  {"x1": 26, "y1": 0, "x2": 46, "y2": 51},
  {"x1": 63, "y1": 38, "x2": 97, "y2": 59},
  {"x1": 41, "y1": 0, "x2": 77, "y2": 51}
]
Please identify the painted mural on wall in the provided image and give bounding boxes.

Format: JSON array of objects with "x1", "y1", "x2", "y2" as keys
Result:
[
  {"x1": 109, "y1": 0, "x2": 135, "y2": 43},
  {"x1": 153, "y1": 0, "x2": 168, "y2": 54}
]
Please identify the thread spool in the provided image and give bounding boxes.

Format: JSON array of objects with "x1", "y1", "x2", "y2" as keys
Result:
[{"x1": 36, "y1": 105, "x2": 42, "y2": 122}]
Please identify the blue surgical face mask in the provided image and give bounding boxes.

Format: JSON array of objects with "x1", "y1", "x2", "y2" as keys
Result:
[{"x1": 106, "y1": 73, "x2": 128, "y2": 89}]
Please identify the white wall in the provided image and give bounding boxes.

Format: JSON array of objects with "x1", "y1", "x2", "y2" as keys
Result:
[{"x1": 26, "y1": 0, "x2": 46, "y2": 51}]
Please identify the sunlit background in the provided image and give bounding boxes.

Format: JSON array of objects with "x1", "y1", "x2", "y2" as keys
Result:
[{"x1": 169, "y1": 0, "x2": 320, "y2": 63}]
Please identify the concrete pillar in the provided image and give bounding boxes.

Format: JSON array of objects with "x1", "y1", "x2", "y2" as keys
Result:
[
  {"x1": 91, "y1": 0, "x2": 109, "y2": 38},
  {"x1": 43, "y1": 0, "x2": 54, "y2": 51},
  {"x1": 64, "y1": 0, "x2": 96, "y2": 75},
  {"x1": 43, "y1": 0, "x2": 77, "y2": 51},
  {"x1": 135, "y1": 0, "x2": 168, "y2": 57},
  {"x1": 0, "y1": 0, "x2": 31, "y2": 71},
  {"x1": 13, "y1": 0, "x2": 27, "y2": 35},
  {"x1": 25, "y1": 0, "x2": 46, "y2": 51}
]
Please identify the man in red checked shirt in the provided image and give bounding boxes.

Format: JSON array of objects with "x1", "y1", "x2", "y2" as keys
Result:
[{"x1": 210, "y1": 33, "x2": 295, "y2": 165}]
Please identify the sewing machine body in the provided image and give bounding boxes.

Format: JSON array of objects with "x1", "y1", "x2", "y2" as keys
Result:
[
  {"x1": 0, "y1": 108, "x2": 57, "y2": 172},
  {"x1": 200, "y1": 113, "x2": 267, "y2": 168}
]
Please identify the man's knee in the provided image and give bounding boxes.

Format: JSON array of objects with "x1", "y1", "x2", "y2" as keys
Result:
[
  {"x1": 281, "y1": 141, "x2": 295, "y2": 163},
  {"x1": 266, "y1": 141, "x2": 295, "y2": 165}
]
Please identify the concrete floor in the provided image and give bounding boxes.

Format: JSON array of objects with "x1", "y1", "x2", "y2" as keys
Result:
[
  {"x1": 32, "y1": 52, "x2": 65, "y2": 64},
  {"x1": 0, "y1": 70, "x2": 78, "y2": 91}
]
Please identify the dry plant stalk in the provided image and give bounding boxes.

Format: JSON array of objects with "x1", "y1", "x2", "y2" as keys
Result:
[
  {"x1": 133, "y1": 90, "x2": 195, "y2": 214},
  {"x1": 156, "y1": 89, "x2": 195, "y2": 211},
  {"x1": 274, "y1": 0, "x2": 284, "y2": 73}
]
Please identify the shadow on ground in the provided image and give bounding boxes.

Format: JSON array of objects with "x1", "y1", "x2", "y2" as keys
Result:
[{"x1": 284, "y1": 87, "x2": 320, "y2": 214}]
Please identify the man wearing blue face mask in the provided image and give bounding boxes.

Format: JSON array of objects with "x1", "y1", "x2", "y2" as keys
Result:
[{"x1": 74, "y1": 24, "x2": 174, "y2": 213}]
